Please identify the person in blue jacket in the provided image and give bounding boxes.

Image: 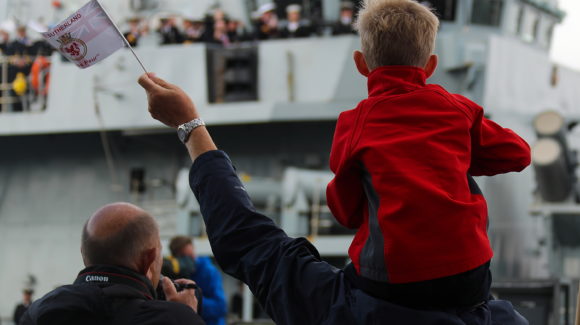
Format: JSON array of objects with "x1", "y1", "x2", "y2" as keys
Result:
[
  {"x1": 164, "y1": 236, "x2": 227, "y2": 325},
  {"x1": 138, "y1": 73, "x2": 529, "y2": 325}
]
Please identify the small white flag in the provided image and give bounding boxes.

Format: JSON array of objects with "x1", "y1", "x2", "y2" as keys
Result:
[{"x1": 41, "y1": 0, "x2": 126, "y2": 69}]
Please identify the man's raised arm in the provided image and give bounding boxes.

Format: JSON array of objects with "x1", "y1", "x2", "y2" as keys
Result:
[{"x1": 137, "y1": 74, "x2": 342, "y2": 325}]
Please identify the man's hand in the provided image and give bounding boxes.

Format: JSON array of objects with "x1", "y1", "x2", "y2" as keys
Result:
[
  {"x1": 138, "y1": 72, "x2": 217, "y2": 161},
  {"x1": 138, "y1": 73, "x2": 198, "y2": 128},
  {"x1": 162, "y1": 277, "x2": 199, "y2": 313}
]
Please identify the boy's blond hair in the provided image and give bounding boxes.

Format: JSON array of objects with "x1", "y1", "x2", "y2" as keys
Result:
[{"x1": 355, "y1": 0, "x2": 439, "y2": 70}]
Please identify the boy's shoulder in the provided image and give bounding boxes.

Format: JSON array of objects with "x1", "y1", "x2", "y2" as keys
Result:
[
  {"x1": 420, "y1": 84, "x2": 484, "y2": 121},
  {"x1": 344, "y1": 85, "x2": 484, "y2": 122},
  {"x1": 427, "y1": 84, "x2": 483, "y2": 110},
  {"x1": 337, "y1": 102, "x2": 364, "y2": 122}
]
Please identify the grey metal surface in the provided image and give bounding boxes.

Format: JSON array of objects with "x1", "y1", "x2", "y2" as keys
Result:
[
  {"x1": 0, "y1": 122, "x2": 337, "y2": 317},
  {"x1": 1, "y1": 1, "x2": 580, "y2": 323},
  {"x1": 492, "y1": 279, "x2": 576, "y2": 325},
  {"x1": 0, "y1": 37, "x2": 364, "y2": 135}
]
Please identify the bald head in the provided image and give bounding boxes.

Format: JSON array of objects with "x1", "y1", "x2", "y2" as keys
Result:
[{"x1": 81, "y1": 202, "x2": 159, "y2": 269}]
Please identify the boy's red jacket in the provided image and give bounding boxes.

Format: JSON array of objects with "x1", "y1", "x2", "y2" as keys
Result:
[{"x1": 327, "y1": 66, "x2": 531, "y2": 284}]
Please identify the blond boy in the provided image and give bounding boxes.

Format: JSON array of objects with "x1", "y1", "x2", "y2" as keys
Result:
[{"x1": 327, "y1": 0, "x2": 531, "y2": 309}]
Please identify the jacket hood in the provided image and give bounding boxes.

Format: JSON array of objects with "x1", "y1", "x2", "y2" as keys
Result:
[
  {"x1": 25, "y1": 284, "x2": 114, "y2": 324},
  {"x1": 24, "y1": 265, "x2": 157, "y2": 325}
]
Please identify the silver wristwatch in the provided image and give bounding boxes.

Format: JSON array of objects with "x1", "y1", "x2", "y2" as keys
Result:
[{"x1": 177, "y1": 118, "x2": 205, "y2": 144}]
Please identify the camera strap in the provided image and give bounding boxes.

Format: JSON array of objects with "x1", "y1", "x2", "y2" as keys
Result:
[{"x1": 74, "y1": 265, "x2": 157, "y2": 300}]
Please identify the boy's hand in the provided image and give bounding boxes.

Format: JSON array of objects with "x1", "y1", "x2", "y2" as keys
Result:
[{"x1": 138, "y1": 73, "x2": 198, "y2": 128}]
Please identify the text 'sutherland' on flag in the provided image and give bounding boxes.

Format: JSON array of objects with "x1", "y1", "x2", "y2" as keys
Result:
[{"x1": 41, "y1": 0, "x2": 125, "y2": 69}]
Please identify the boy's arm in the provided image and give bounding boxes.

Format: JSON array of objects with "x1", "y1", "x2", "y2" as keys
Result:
[
  {"x1": 469, "y1": 110, "x2": 531, "y2": 176},
  {"x1": 326, "y1": 111, "x2": 366, "y2": 229}
]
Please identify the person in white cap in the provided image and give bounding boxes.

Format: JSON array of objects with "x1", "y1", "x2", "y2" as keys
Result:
[
  {"x1": 253, "y1": 3, "x2": 280, "y2": 40},
  {"x1": 280, "y1": 4, "x2": 313, "y2": 38},
  {"x1": 332, "y1": 1, "x2": 357, "y2": 35}
]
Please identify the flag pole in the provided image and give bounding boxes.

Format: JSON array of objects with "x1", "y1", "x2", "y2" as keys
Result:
[{"x1": 96, "y1": 0, "x2": 148, "y2": 73}]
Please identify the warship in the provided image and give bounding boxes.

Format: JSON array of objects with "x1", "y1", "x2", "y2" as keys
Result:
[{"x1": 1, "y1": 0, "x2": 580, "y2": 324}]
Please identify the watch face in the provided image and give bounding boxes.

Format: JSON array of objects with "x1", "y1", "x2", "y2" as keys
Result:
[{"x1": 177, "y1": 127, "x2": 187, "y2": 142}]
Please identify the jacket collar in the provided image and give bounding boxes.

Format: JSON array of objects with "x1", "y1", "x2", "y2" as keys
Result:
[
  {"x1": 74, "y1": 264, "x2": 157, "y2": 300},
  {"x1": 367, "y1": 66, "x2": 427, "y2": 97}
]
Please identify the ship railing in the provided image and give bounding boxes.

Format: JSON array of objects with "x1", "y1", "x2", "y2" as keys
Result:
[{"x1": 0, "y1": 51, "x2": 50, "y2": 113}]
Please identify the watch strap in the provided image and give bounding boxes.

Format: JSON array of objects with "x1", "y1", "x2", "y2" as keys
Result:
[{"x1": 178, "y1": 118, "x2": 205, "y2": 144}]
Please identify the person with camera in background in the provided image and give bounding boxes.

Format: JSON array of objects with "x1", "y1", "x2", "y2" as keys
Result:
[
  {"x1": 163, "y1": 236, "x2": 227, "y2": 325},
  {"x1": 19, "y1": 202, "x2": 204, "y2": 325}
]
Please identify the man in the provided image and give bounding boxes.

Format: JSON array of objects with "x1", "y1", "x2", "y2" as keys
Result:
[
  {"x1": 279, "y1": 4, "x2": 313, "y2": 38},
  {"x1": 207, "y1": 19, "x2": 231, "y2": 47},
  {"x1": 253, "y1": 3, "x2": 280, "y2": 40},
  {"x1": 137, "y1": 73, "x2": 529, "y2": 324},
  {"x1": 6, "y1": 25, "x2": 33, "y2": 112},
  {"x1": 163, "y1": 236, "x2": 227, "y2": 325},
  {"x1": 13, "y1": 289, "x2": 33, "y2": 324},
  {"x1": 332, "y1": 2, "x2": 357, "y2": 35},
  {"x1": 123, "y1": 17, "x2": 142, "y2": 47},
  {"x1": 158, "y1": 17, "x2": 183, "y2": 45},
  {"x1": 182, "y1": 18, "x2": 206, "y2": 44},
  {"x1": 20, "y1": 203, "x2": 204, "y2": 325},
  {"x1": 0, "y1": 29, "x2": 9, "y2": 53},
  {"x1": 226, "y1": 20, "x2": 246, "y2": 43}
]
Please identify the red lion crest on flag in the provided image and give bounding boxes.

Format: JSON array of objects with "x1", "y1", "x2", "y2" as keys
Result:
[
  {"x1": 40, "y1": 0, "x2": 131, "y2": 69},
  {"x1": 64, "y1": 42, "x2": 81, "y2": 57},
  {"x1": 57, "y1": 33, "x2": 88, "y2": 60}
]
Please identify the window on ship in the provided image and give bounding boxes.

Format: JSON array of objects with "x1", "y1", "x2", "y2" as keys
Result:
[
  {"x1": 532, "y1": 17, "x2": 540, "y2": 42},
  {"x1": 421, "y1": 0, "x2": 458, "y2": 21},
  {"x1": 471, "y1": 0, "x2": 504, "y2": 27},
  {"x1": 516, "y1": 6, "x2": 525, "y2": 35}
]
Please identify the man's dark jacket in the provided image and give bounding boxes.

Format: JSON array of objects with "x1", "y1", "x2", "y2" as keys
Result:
[
  {"x1": 19, "y1": 265, "x2": 204, "y2": 325},
  {"x1": 190, "y1": 150, "x2": 529, "y2": 325}
]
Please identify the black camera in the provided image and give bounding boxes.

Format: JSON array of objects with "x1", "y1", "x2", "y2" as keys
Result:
[
  {"x1": 174, "y1": 282, "x2": 198, "y2": 292},
  {"x1": 156, "y1": 277, "x2": 203, "y2": 316},
  {"x1": 174, "y1": 281, "x2": 203, "y2": 316}
]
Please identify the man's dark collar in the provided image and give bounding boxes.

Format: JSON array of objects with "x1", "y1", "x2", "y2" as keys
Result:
[{"x1": 74, "y1": 264, "x2": 157, "y2": 300}]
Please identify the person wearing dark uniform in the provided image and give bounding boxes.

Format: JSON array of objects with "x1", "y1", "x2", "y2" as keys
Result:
[
  {"x1": 279, "y1": 4, "x2": 313, "y2": 38},
  {"x1": 158, "y1": 17, "x2": 183, "y2": 45},
  {"x1": 0, "y1": 29, "x2": 9, "y2": 112},
  {"x1": 183, "y1": 18, "x2": 206, "y2": 44},
  {"x1": 332, "y1": 2, "x2": 357, "y2": 35},
  {"x1": 123, "y1": 18, "x2": 142, "y2": 47},
  {"x1": 206, "y1": 19, "x2": 231, "y2": 47},
  {"x1": 6, "y1": 26, "x2": 33, "y2": 112},
  {"x1": 253, "y1": 3, "x2": 280, "y2": 40},
  {"x1": 0, "y1": 29, "x2": 9, "y2": 53}
]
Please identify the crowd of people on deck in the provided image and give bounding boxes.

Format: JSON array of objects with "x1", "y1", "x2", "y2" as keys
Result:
[
  {"x1": 0, "y1": 25, "x2": 53, "y2": 112},
  {"x1": 122, "y1": 2, "x2": 357, "y2": 48},
  {"x1": 0, "y1": 1, "x2": 357, "y2": 114},
  {"x1": 3, "y1": 1, "x2": 533, "y2": 324}
]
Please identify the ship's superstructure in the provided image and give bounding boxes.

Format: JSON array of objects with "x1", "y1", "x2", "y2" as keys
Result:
[{"x1": 1, "y1": 0, "x2": 580, "y2": 323}]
